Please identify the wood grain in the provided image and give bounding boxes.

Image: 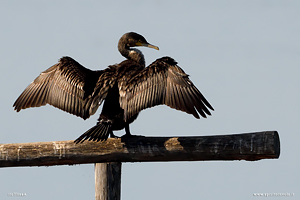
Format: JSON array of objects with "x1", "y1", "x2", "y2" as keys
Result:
[{"x1": 0, "y1": 131, "x2": 280, "y2": 167}]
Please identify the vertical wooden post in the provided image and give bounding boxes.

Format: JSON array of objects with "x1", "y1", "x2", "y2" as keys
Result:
[{"x1": 95, "y1": 162, "x2": 122, "y2": 200}]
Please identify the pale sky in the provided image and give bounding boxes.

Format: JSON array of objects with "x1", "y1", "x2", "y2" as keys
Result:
[{"x1": 0, "y1": 1, "x2": 299, "y2": 199}]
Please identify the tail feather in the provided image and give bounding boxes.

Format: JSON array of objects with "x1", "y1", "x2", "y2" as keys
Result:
[{"x1": 74, "y1": 122, "x2": 111, "y2": 144}]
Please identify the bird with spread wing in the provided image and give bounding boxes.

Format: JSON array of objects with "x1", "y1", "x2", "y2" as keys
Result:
[{"x1": 13, "y1": 32, "x2": 214, "y2": 143}]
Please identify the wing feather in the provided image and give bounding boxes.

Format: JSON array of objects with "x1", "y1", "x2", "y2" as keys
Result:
[
  {"x1": 119, "y1": 56, "x2": 214, "y2": 121},
  {"x1": 13, "y1": 56, "x2": 108, "y2": 119}
]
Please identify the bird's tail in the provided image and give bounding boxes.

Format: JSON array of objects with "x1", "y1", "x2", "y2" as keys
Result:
[{"x1": 74, "y1": 121, "x2": 112, "y2": 144}]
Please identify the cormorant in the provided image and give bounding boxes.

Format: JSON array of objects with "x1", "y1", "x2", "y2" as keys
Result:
[{"x1": 13, "y1": 32, "x2": 214, "y2": 143}]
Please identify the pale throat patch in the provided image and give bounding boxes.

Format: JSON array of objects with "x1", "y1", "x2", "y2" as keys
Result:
[{"x1": 129, "y1": 48, "x2": 142, "y2": 56}]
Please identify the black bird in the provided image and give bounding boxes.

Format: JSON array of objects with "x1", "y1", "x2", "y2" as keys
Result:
[{"x1": 13, "y1": 32, "x2": 214, "y2": 143}]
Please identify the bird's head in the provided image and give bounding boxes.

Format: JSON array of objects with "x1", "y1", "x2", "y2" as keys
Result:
[{"x1": 119, "y1": 32, "x2": 159, "y2": 50}]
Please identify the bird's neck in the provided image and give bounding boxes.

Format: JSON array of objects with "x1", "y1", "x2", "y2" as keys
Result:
[{"x1": 118, "y1": 45, "x2": 145, "y2": 67}]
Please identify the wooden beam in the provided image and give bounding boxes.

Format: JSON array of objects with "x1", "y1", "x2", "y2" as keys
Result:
[
  {"x1": 0, "y1": 131, "x2": 280, "y2": 168},
  {"x1": 95, "y1": 162, "x2": 121, "y2": 200}
]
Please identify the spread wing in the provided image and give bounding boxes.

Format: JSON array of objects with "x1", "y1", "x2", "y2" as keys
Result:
[
  {"x1": 119, "y1": 57, "x2": 214, "y2": 121},
  {"x1": 13, "y1": 56, "x2": 107, "y2": 120}
]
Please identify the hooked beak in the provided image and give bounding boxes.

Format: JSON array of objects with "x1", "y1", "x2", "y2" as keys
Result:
[{"x1": 136, "y1": 42, "x2": 159, "y2": 50}]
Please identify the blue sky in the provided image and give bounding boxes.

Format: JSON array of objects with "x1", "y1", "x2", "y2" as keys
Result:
[{"x1": 0, "y1": 1, "x2": 299, "y2": 199}]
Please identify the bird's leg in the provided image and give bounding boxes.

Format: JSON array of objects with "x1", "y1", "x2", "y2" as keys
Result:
[
  {"x1": 121, "y1": 123, "x2": 133, "y2": 138},
  {"x1": 109, "y1": 131, "x2": 119, "y2": 139},
  {"x1": 121, "y1": 123, "x2": 144, "y2": 138},
  {"x1": 125, "y1": 123, "x2": 132, "y2": 137}
]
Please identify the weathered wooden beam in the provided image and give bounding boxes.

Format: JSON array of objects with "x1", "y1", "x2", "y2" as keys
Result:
[
  {"x1": 95, "y1": 162, "x2": 121, "y2": 200},
  {"x1": 0, "y1": 131, "x2": 280, "y2": 168}
]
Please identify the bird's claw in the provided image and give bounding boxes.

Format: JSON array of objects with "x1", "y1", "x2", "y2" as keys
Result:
[{"x1": 109, "y1": 132, "x2": 120, "y2": 139}]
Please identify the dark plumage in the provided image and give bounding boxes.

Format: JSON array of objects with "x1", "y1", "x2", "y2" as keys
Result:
[{"x1": 13, "y1": 32, "x2": 214, "y2": 143}]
